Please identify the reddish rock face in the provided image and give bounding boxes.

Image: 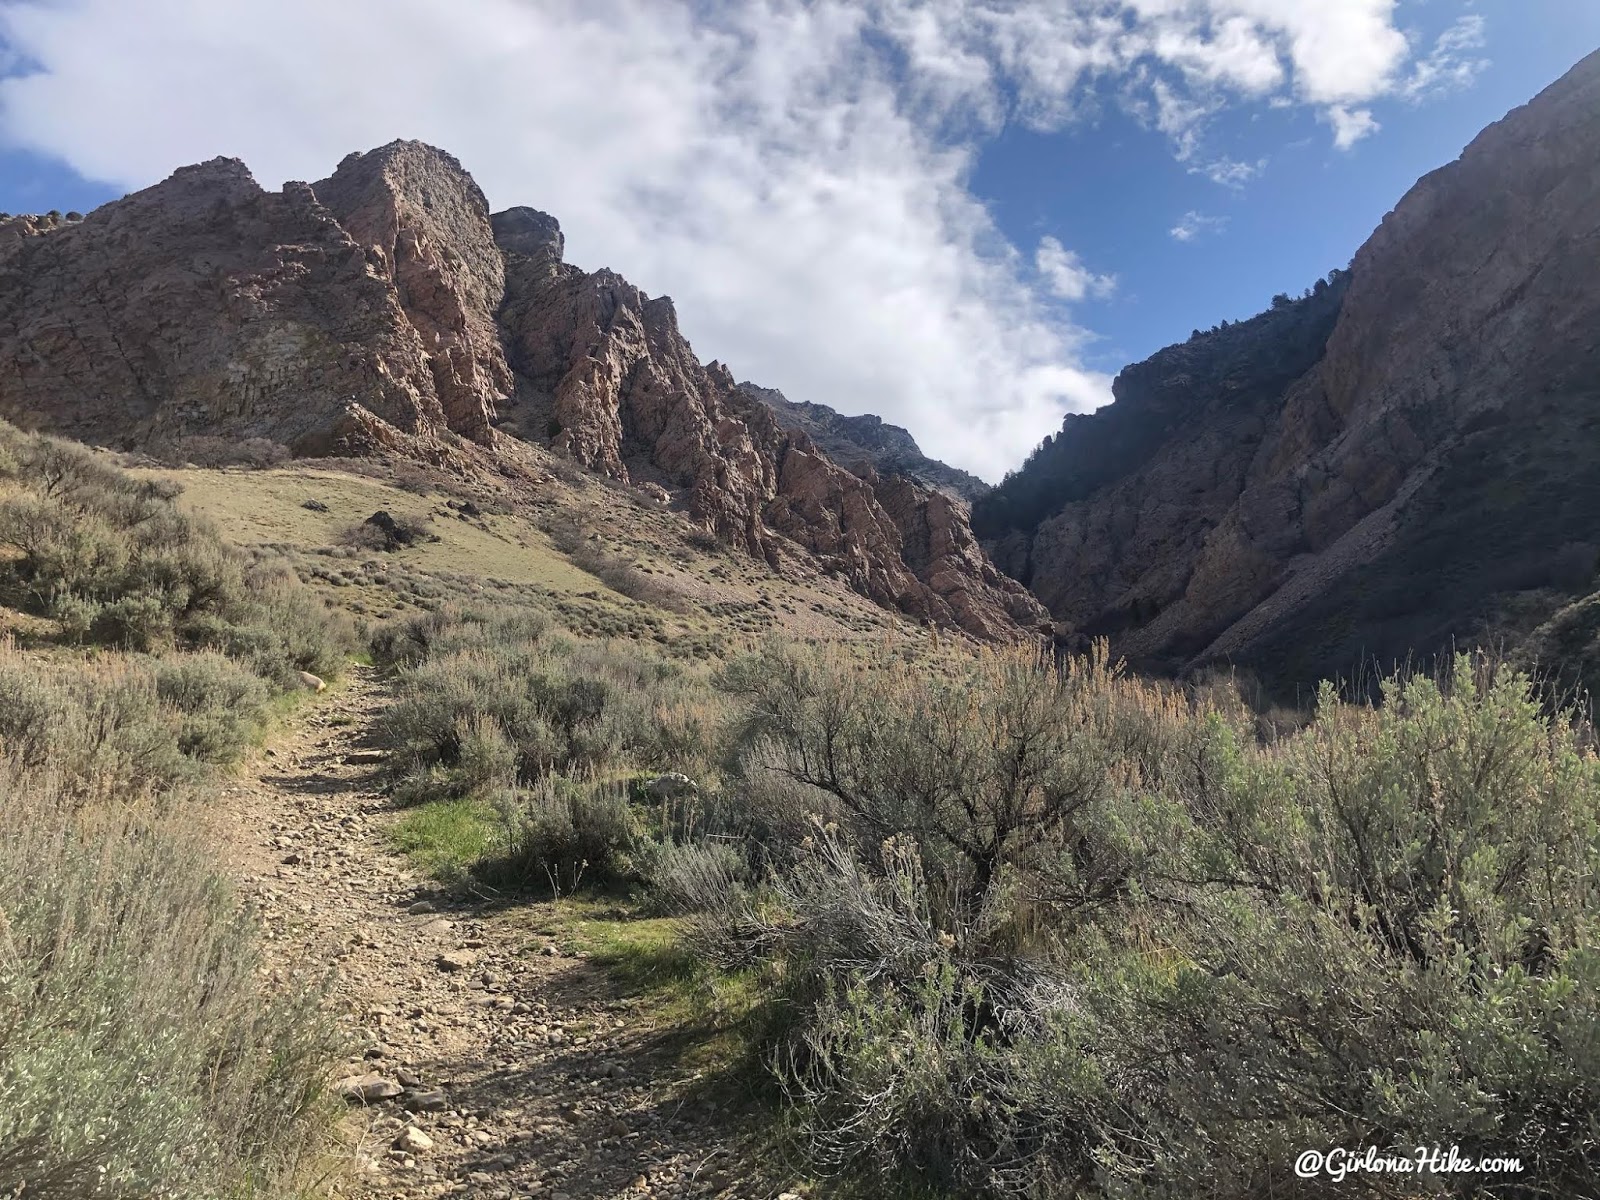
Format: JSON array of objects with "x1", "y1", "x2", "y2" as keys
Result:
[
  {"x1": 0, "y1": 143, "x2": 1042, "y2": 640},
  {"x1": 496, "y1": 220, "x2": 1046, "y2": 638},
  {"x1": 313, "y1": 142, "x2": 513, "y2": 443},
  {"x1": 0, "y1": 147, "x2": 504, "y2": 457}
]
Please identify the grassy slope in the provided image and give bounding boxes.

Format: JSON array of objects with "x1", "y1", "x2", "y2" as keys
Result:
[{"x1": 143, "y1": 461, "x2": 929, "y2": 649}]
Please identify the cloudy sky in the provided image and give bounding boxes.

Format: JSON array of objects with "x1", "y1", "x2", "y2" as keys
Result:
[{"x1": 0, "y1": 1, "x2": 1594, "y2": 480}]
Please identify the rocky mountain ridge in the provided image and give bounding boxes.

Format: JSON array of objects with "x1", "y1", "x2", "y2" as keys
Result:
[
  {"x1": 0, "y1": 142, "x2": 1043, "y2": 640},
  {"x1": 976, "y1": 47, "x2": 1600, "y2": 686},
  {"x1": 737, "y1": 382, "x2": 989, "y2": 502}
]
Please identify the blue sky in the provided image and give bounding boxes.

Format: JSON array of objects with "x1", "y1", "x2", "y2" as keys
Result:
[
  {"x1": 0, "y1": 1, "x2": 1596, "y2": 479},
  {"x1": 971, "y1": 2, "x2": 1600, "y2": 375}
]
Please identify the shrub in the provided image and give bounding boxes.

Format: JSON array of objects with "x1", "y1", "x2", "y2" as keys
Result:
[
  {"x1": 640, "y1": 838, "x2": 748, "y2": 915},
  {"x1": 379, "y1": 613, "x2": 705, "y2": 803},
  {"x1": 490, "y1": 777, "x2": 638, "y2": 894},
  {"x1": 157, "y1": 434, "x2": 291, "y2": 469},
  {"x1": 0, "y1": 771, "x2": 335, "y2": 1198},
  {"x1": 0, "y1": 425, "x2": 355, "y2": 681},
  {"x1": 156, "y1": 653, "x2": 271, "y2": 764},
  {"x1": 339, "y1": 510, "x2": 433, "y2": 552},
  {"x1": 709, "y1": 645, "x2": 1600, "y2": 1198},
  {"x1": 0, "y1": 650, "x2": 189, "y2": 804}
]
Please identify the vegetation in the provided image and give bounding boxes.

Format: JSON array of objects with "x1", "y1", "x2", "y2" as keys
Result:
[
  {"x1": 0, "y1": 425, "x2": 351, "y2": 681},
  {"x1": 704, "y1": 644, "x2": 1599, "y2": 1197},
  {"x1": 379, "y1": 602, "x2": 1600, "y2": 1198},
  {"x1": 0, "y1": 426, "x2": 354, "y2": 1197},
  {"x1": 374, "y1": 606, "x2": 730, "y2": 890},
  {"x1": 5, "y1": 420, "x2": 1595, "y2": 1198}
]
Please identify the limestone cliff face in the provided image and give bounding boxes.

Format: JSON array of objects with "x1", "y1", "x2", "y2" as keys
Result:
[
  {"x1": 0, "y1": 150, "x2": 1041, "y2": 640},
  {"x1": 977, "y1": 48, "x2": 1600, "y2": 683},
  {"x1": 495, "y1": 210, "x2": 1045, "y2": 639}
]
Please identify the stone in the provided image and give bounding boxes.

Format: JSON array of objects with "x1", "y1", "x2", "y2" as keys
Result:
[
  {"x1": 335, "y1": 1072, "x2": 402, "y2": 1103},
  {"x1": 742, "y1": 381, "x2": 988, "y2": 502},
  {"x1": 495, "y1": 213, "x2": 1045, "y2": 641},
  {"x1": 0, "y1": 139, "x2": 1041, "y2": 642},
  {"x1": 393, "y1": 1125, "x2": 434, "y2": 1153},
  {"x1": 976, "y1": 49, "x2": 1600, "y2": 686},
  {"x1": 645, "y1": 772, "x2": 697, "y2": 800},
  {"x1": 436, "y1": 949, "x2": 477, "y2": 972},
  {"x1": 403, "y1": 1089, "x2": 449, "y2": 1113}
]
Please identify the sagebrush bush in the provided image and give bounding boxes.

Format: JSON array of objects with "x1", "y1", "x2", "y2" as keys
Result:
[
  {"x1": 156, "y1": 652, "x2": 271, "y2": 763},
  {"x1": 0, "y1": 770, "x2": 335, "y2": 1199},
  {"x1": 702, "y1": 643, "x2": 1600, "y2": 1198},
  {"x1": 0, "y1": 648, "x2": 191, "y2": 804},
  {"x1": 377, "y1": 606, "x2": 720, "y2": 805},
  {"x1": 0, "y1": 424, "x2": 354, "y2": 679},
  {"x1": 490, "y1": 776, "x2": 639, "y2": 894}
]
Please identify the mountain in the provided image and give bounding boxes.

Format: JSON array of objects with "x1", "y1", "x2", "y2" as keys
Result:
[
  {"x1": 975, "y1": 48, "x2": 1600, "y2": 688},
  {"x1": 738, "y1": 382, "x2": 990, "y2": 502},
  {"x1": 0, "y1": 142, "x2": 1044, "y2": 641}
]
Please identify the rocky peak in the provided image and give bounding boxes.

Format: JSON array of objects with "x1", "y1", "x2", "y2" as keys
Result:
[
  {"x1": 491, "y1": 207, "x2": 566, "y2": 269},
  {"x1": 0, "y1": 139, "x2": 1044, "y2": 641},
  {"x1": 313, "y1": 141, "x2": 512, "y2": 442},
  {"x1": 494, "y1": 218, "x2": 1045, "y2": 638}
]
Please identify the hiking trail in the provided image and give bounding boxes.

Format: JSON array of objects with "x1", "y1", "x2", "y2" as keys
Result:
[{"x1": 219, "y1": 665, "x2": 786, "y2": 1200}]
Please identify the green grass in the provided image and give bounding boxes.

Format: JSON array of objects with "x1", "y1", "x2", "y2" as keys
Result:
[
  {"x1": 390, "y1": 797, "x2": 496, "y2": 882},
  {"x1": 557, "y1": 899, "x2": 768, "y2": 1077}
]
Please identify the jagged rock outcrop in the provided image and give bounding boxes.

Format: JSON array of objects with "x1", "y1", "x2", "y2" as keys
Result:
[
  {"x1": 496, "y1": 212, "x2": 1045, "y2": 639},
  {"x1": 313, "y1": 143, "x2": 513, "y2": 443},
  {"x1": 0, "y1": 147, "x2": 1041, "y2": 640},
  {"x1": 0, "y1": 142, "x2": 509, "y2": 457},
  {"x1": 977, "y1": 48, "x2": 1600, "y2": 684},
  {"x1": 739, "y1": 382, "x2": 990, "y2": 502}
]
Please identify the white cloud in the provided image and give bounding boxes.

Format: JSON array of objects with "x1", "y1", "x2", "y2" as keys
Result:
[
  {"x1": 1170, "y1": 211, "x2": 1229, "y2": 242},
  {"x1": 1325, "y1": 104, "x2": 1381, "y2": 150},
  {"x1": 1399, "y1": 14, "x2": 1489, "y2": 102},
  {"x1": 1035, "y1": 236, "x2": 1116, "y2": 303},
  {"x1": 1190, "y1": 155, "x2": 1268, "y2": 187},
  {"x1": 0, "y1": 0, "x2": 1488, "y2": 479}
]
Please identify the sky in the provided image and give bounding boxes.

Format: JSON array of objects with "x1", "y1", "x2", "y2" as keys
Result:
[{"x1": 0, "y1": 2, "x2": 1595, "y2": 481}]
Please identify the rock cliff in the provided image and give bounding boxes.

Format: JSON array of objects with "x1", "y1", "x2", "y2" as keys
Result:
[
  {"x1": 494, "y1": 209, "x2": 1044, "y2": 638},
  {"x1": 0, "y1": 145, "x2": 1042, "y2": 640},
  {"x1": 0, "y1": 144, "x2": 508, "y2": 458},
  {"x1": 976, "y1": 48, "x2": 1600, "y2": 685}
]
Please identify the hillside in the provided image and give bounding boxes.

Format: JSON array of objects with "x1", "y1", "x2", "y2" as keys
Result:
[
  {"x1": 0, "y1": 145, "x2": 1042, "y2": 641},
  {"x1": 977, "y1": 48, "x2": 1600, "y2": 689}
]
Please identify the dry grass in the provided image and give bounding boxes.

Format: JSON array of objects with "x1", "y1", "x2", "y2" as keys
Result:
[{"x1": 133, "y1": 460, "x2": 932, "y2": 649}]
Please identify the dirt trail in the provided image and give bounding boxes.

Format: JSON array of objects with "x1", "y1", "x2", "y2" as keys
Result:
[{"x1": 220, "y1": 666, "x2": 785, "y2": 1200}]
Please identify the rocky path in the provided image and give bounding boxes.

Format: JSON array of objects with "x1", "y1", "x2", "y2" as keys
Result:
[{"x1": 220, "y1": 666, "x2": 790, "y2": 1200}]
